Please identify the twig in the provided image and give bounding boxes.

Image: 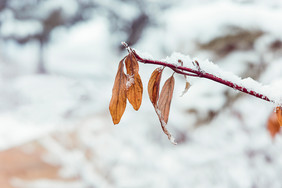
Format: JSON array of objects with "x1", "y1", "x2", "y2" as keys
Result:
[{"x1": 121, "y1": 42, "x2": 274, "y2": 103}]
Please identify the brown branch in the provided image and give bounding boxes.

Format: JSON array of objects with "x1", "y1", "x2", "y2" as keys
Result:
[{"x1": 122, "y1": 42, "x2": 276, "y2": 104}]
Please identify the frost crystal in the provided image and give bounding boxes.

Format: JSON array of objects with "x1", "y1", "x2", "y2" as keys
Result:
[{"x1": 126, "y1": 75, "x2": 135, "y2": 89}]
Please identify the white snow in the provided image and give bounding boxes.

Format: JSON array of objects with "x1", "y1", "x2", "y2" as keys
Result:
[
  {"x1": 1, "y1": 0, "x2": 282, "y2": 188},
  {"x1": 162, "y1": 52, "x2": 282, "y2": 104},
  {"x1": 1, "y1": 16, "x2": 42, "y2": 38},
  {"x1": 126, "y1": 75, "x2": 134, "y2": 89}
]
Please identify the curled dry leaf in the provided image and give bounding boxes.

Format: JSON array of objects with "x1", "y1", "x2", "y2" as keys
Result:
[
  {"x1": 267, "y1": 110, "x2": 281, "y2": 138},
  {"x1": 177, "y1": 59, "x2": 191, "y2": 97},
  {"x1": 109, "y1": 58, "x2": 127, "y2": 124},
  {"x1": 148, "y1": 67, "x2": 163, "y2": 107},
  {"x1": 154, "y1": 74, "x2": 176, "y2": 144},
  {"x1": 157, "y1": 115, "x2": 177, "y2": 145},
  {"x1": 276, "y1": 106, "x2": 282, "y2": 127},
  {"x1": 158, "y1": 75, "x2": 175, "y2": 124},
  {"x1": 125, "y1": 52, "x2": 143, "y2": 110},
  {"x1": 180, "y1": 81, "x2": 191, "y2": 97},
  {"x1": 148, "y1": 69, "x2": 176, "y2": 144}
]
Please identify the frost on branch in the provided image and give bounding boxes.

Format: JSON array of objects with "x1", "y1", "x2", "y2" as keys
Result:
[
  {"x1": 164, "y1": 52, "x2": 282, "y2": 105},
  {"x1": 109, "y1": 42, "x2": 282, "y2": 143}
]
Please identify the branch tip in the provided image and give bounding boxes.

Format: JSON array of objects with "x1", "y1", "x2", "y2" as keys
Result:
[
  {"x1": 121, "y1": 42, "x2": 131, "y2": 53},
  {"x1": 121, "y1": 41, "x2": 128, "y2": 47}
]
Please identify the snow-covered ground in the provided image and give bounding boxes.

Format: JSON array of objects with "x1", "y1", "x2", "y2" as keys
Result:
[{"x1": 0, "y1": 0, "x2": 282, "y2": 187}]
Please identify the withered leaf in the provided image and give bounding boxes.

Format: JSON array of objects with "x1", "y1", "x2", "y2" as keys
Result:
[
  {"x1": 178, "y1": 59, "x2": 191, "y2": 97},
  {"x1": 157, "y1": 113, "x2": 177, "y2": 145},
  {"x1": 148, "y1": 67, "x2": 163, "y2": 107},
  {"x1": 267, "y1": 111, "x2": 281, "y2": 138},
  {"x1": 180, "y1": 81, "x2": 191, "y2": 97},
  {"x1": 109, "y1": 58, "x2": 127, "y2": 124},
  {"x1": 158, "y1": 75, "x2": 175, "y2": 124},
  {"x1": 126, "y1": 73, "x2": 143, "y2": 110},
  {"x1": 125, "y1": 52, "x2": 139, "y2": 75},
  {"x1": 276, "y1": 106, "x2": 282, "y2": 127},
  {"x1": 124, "y1": 52, "x2": 143, "y2": 110}
]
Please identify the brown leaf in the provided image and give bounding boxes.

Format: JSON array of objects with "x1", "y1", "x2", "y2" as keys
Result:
[
  {"x1": 126, "y1": 73, "x2": 143, "y2": 110},
  {"x1": 109, "y1": 58, "x2": 127, "y2": 124},
  {"x1": 157, "y1": 114, "x2": 177, "y2": 145},
  {"x1": 125, "y1": 52, "x2": 139, "y2": 75},
  {"x1": 125, "y1": 52, "x2": 143, "y2": 110},
  {"x1": 267, "y1": 111, "x2": 281, "y2": 138},
  {"x1": 148, "y1": 67, "x2": 163, "y2": 107},
  {"x1": 149, "y1": 71, "x2": 176, "y2": 144},
  {"x1": 158, "y1": 75, "x2": 175, "y2": 124},
  {"x1": 178, "y1": 59, "x2": 191, "y2": 97},
  {"x1": 180, "y1": 81, "x2": 191, "y2": 97},
  {"x1": 276, "y1": 106, "x2": 282, "y2": 127}
]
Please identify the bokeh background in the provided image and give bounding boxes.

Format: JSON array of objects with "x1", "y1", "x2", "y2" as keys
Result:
[{"x1": 0, "y1": 0, "x2": 282, "y2": 187}]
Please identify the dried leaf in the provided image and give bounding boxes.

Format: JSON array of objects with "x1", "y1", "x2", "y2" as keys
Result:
[
  {"x1": 154, "y1": 104, "x2": 176, "y2": 144},
  {"x1": 148, "y1": 67, "x2": 163, "y2": 107},
  {"x1": 158, "y1": 75, "x2": 175, "y2": 124},
  {"x1": 109, "y1": 58, "x2": 127, "y2": 124},
  {"x1": 149, "y1": 71, "x2": 176, "y2": 144},
  {"x1": 267, "y1": 111, "x2": 281, "y2": 138},
  {"x1": 157, "y1": 113, "x2": 177, "y2": 145},
  {"x1": 124, "y1": 52, "x2": 143, "y2": 110},
  {"x1": 125, "y1": 52, "x2": 139, "y2": 75},
  {"x1": 180, "y1": 81, "x2": 191, "y2": 97},
  {"x1": 126, "y1": 73, "x2": 143, "y2": 110},
  {"x1": 276, "y1": 106, "x2": 282, "y2": 127},
  {"x1": 177, "y1": 59, "x2": 191, "y2": 97}
]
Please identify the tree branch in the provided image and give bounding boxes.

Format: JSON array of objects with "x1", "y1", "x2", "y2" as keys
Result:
[{"x1": 122, "y1": 42, "x2": 276, "y2": 104}]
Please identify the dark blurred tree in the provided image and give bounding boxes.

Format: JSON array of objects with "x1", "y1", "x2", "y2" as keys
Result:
[
  {"x1": 0, "y1": 0, "x2": 173, "y2": 73},
  {"x1": 1, "y1": 0, "x2": 96, "y2": 73},
  {"x1": 103, "y1": 0, "x2": 173, "y2": 50}
]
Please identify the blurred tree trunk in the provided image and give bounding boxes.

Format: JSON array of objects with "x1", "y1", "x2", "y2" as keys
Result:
[{"x1": 37, "y1": 40, "x2": 46, "y2": 74}]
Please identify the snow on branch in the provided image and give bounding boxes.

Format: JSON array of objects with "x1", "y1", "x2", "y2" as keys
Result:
[
  {"x1": 109, "y1": 42, "x2": 282, "y2": 144},
  {"x1": 124, "y1": 43, "x2": 282, "y2": 106}
]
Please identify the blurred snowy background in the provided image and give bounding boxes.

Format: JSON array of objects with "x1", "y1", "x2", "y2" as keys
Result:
[{"x1": 0, "y1": 0, "x2": 282, "y2": 187}]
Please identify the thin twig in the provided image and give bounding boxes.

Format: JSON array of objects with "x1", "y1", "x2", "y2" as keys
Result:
[{"x1": 123, "y1": 42, "x2": 274, "y2": 103}]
